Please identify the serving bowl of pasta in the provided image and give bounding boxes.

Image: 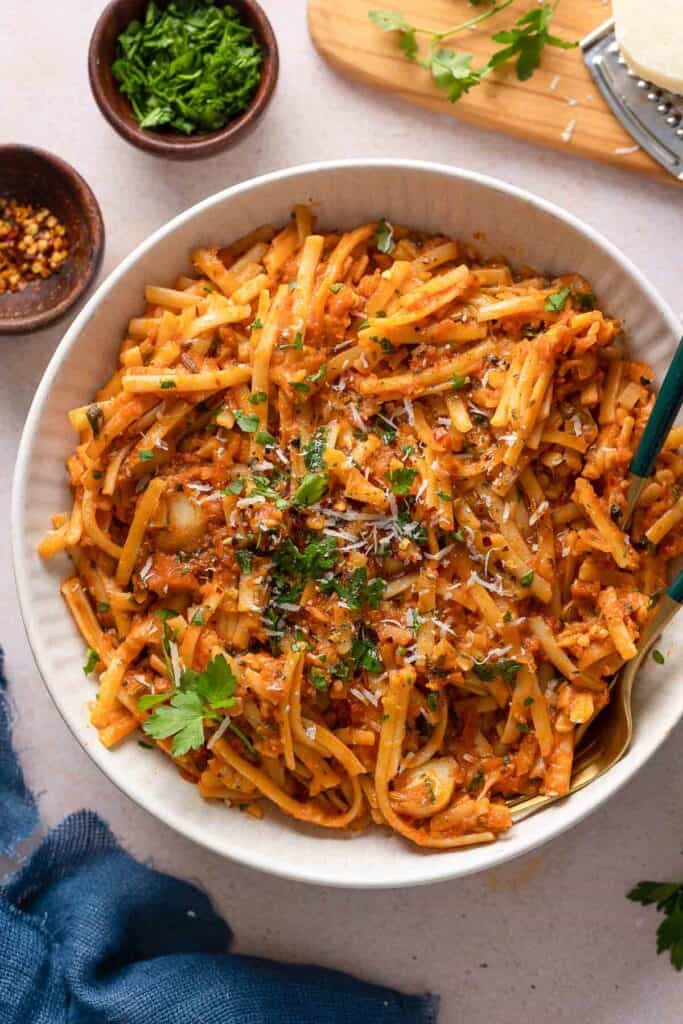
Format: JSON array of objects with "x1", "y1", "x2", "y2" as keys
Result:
[{"x1": 12, "y1": 160, "x2": 683, "y2": 887}]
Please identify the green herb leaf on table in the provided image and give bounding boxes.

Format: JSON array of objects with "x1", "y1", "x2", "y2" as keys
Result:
[
  {"x1": 628, "y1": 881, "x2": 683, "y2": 971},
  {"x1": 368, "y1": 2, "x2": 576, "y2": 102}
]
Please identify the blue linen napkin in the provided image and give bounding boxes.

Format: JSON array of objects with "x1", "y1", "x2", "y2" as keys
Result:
[{"x1": 0, "y1": 649, "x2": 438, "y2": 1023}]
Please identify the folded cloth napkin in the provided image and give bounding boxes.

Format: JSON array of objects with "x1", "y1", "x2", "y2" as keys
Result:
[{"x1": 0, "y1": 650, "x2": 438, "y2": 1024}]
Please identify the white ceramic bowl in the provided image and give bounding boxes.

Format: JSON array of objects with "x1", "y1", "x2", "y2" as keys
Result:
[{"x1": 12, "y1": 160, "x2": 683, "y2": 888}]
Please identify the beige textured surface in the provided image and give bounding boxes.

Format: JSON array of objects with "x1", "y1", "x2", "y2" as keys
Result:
[{"x1": 1, "y1": 2, "x2": 682, "y2": 1021}]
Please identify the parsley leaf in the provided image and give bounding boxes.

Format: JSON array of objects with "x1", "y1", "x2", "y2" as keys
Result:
[
  {"x1": 303, "y1": 427, "x2": 328, "y2": 472},
  {"x1": 472, "y1": 658, "x2": 521, "y2": 684},
  {"x1": 249, "y1": 391, "x2": 267, "y2": 405},
  {"x1": 293, "y1": 473, "x2": 328, "y2": 507},
  {"x1": 375, "y1": 218, "x2": 396, "y2": 254},
  {"x1": 321, "y1": 567, "x2": 387, "y2": 610},
  {"x1": 111, "y1": 0, "x2": 263, "y2": 135},
  {"x1": 430, "y1": 48, "x2": 486, "y2": 101},
  {"x1": 451, "y1": 373, "x2": 471, "y2": 391},
  {"x1": 573, "y1": 290, "x2": 596, "y2": 311},
  {"x1": 628, "y1": 881, "x2": 683, "y2": 971},
  {"x1": 234, "y1": 410, "x2": 260, "y2": 433},
  {"x1": 83, "y1": 647, "x2": 99, "y2": 675},
  {"x1": 351, "y1": 635, "x2": 384, "y2": 673},
  {"x1": 236, "y1": 549, "x2": 253, "y2": 573},
  {"x1": 386, "y1": 467, "x2": 418, "y2": 495},
  {"x1": 369, "y1": 9, "x2": 418, "y2": 60},
  {"x1": 489, "y1": 4, "x2": 577, "y2": 82},
  {"x1": 544, "y1": 286, "x2": 571, "y2": 312}
]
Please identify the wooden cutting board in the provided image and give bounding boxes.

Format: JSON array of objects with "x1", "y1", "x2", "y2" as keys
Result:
[{"x1": 308, "y1": 0, "x2": 672, "y2": 184}]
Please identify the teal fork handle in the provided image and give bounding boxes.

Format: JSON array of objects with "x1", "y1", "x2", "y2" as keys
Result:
[
  {"x1": 631, "y1": 336, "x2": 683, "y2": 479},
  {"x1": 668, "y1": 567, "x2": 683, "y2": 606}
]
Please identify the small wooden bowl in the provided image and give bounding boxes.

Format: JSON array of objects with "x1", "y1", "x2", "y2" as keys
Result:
[
  {"x1": 0, "y1": 146, "x2": 105, "y2": 336},
  {"x1": 88, "y1": 0, "x2": 279, "y2": 160}
]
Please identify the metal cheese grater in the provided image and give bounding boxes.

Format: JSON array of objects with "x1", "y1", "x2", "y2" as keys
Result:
[{"x1": 582, "y1": 19, "x2": 683, "y2": 181}]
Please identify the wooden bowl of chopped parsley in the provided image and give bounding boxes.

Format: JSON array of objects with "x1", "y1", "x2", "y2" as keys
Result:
[{"x1": 88, "y1": 0, "x2": 278, "y2": 160}]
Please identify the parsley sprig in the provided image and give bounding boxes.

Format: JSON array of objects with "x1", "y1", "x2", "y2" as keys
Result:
[
  {"x1": 141, "y1": 652, "x2": 237, "y2": 756},
  {"x1": 369, "y1": 2, "x2": 576, "y2": 103},
  {"x1": 628, "y1": 880, "x2": 683, "y2": 970}
]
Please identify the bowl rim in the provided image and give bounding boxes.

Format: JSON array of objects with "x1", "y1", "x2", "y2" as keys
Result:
[
  {"x1": 12, "y1": 158, "x2": 683, "y2": 888},
  {"x1": 0, "y1": 144, "x2": 105, "y2": 335},
  {"x1": 88, "y1": 0, "x2": 279, "y2": 160}
]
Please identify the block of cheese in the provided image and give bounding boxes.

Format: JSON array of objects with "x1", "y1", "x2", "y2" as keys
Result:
[{"x1": 614, "y1": 0, "x2": 683, "y2": 94}]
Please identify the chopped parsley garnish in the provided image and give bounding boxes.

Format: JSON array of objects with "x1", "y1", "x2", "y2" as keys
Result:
[
  {"x1": 573, "y1": 291, "x2": 596, "y2": 311},
  {"x1": 451, "y1": 374, "x2": 471, "y2": 391},
  {"x1": 83, "y1": 647, "x2": 99, "y2": 675},
  {"x1": 97, "y1": 602, "x2": 110, "y2": 614},
  {"x1": 303, "y1": 428, "x2": 328, "y2": 472},
  {"x1": 375, "y1": 218, "x2": 396, "y2": 254},
  {"x1": 329, "y1": 283, "x2": 344, "y2": 293},
  {"x1": 426, "y1": 692, "x2": 439, "y2": 711},
  {"x1": 321, "y1": 567, "x2": 387, "y2": 610},
  {"x1": 396, "y1": 503, "x2": 428, "y2": 546},
  {"x1": 141, "y1": 653, "x2": 237, "y2": 757},
  {"x1": 249, "y1": 317, "x2": 263, "y2": 330},
  {"x1": 466, "y1": 770, "x2": 485, "y2": 795},
  {"x1": 369, "y1": 4, "x2": 577, "y2": 101},
  {"x1": 520, "y1": 570, "x2": 535, "y2": 587},
  {"x1": 280, "y1": 330, "x2": 304, "y2": 351},
  {"x1": 375, "y1": 336, "x2": 396, "y2": 353},
  {"x1": 268, "y1": 535, "x2": 338, "y2": 614},
  {"x1": 111, "y1": 1, "x2": 263, "y2": 135},
  {"x1": 386, "y1": 467, "x2": 418, "y2": 495},
  {"x1": 309, "y1": 670, "x2": 328, "y2": 691},
  {"x1": 224, "y1": 478, "x2": 245, "y2": 495},
  {"x1": 154, "y1": 607, "x2": 178, "y2": 621},
  {"x1": 139, "y1": 449, "x2": 155, "y2": 461},
  {"x1": 249, "y1": 391, "x2": 267, "y2": 405},
  {"x1": 160, "y1": 379, "x2": 177, "y2": 389},
  {"x1": 236, "y1": 549, "x2": 253, "y2": 573},
  {"x1": 234, "y1": 410, "x2": 260, "y2": 433},
  {"x1": 191, "y1": 609, "x2": 206, "y2": 626},
  {"x1": 350, "y1": 635, "x2": 384, "y2": 673},
  {"x1": 293, "y1": 473, "x2": 328, "y2": 507},
  {"x1": 545, "y1": 287, "x2": 571, "y2": 312},
  {"x1": 472, "y1": 658, "x2": 521, "y2": 684},
  {"x1": 652, "y1": 649, "x2": 665, "y2": 665}
]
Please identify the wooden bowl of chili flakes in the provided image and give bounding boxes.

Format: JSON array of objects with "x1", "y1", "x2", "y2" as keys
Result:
[{"x1": 0, "y1": 146, "x2": 104, "y2": 335}]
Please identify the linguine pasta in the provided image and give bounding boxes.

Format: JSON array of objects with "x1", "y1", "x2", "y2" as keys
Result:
[{"x1": 39, "y1": 210, "x2": 683, "y2": 849}]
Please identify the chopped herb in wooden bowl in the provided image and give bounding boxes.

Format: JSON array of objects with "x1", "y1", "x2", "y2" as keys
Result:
[{"x1": 112, "y1": 1, "x2": 263, "y2": 135}]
